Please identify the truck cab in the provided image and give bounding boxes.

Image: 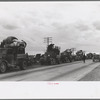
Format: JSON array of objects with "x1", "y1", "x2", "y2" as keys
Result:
[{"x1": 0, "y1": 47, "x2": 28, "y2": 73}]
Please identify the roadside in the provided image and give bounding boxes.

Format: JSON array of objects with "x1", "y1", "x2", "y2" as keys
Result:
[{"x1": 79, "y1": 63, "x2": 100, "y2": 81}]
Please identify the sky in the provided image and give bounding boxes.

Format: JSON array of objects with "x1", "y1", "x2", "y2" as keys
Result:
[{"x1": 0, "y1": 2, "x2": 100, "y2": 54}]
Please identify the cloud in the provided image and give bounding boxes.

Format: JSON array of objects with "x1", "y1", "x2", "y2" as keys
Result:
[
  {"x1": 74, "y1": 22, "x2": 90, "y2": 31},
  {"x1": 2, "y1": 24, "x2": 19, "y2": 30},
  {"x1": 0, "y1": 2, "x2": 100, "y2": 54},
  {"x1": 93, "y1": 21, "x2": 100, "y2": 30}
]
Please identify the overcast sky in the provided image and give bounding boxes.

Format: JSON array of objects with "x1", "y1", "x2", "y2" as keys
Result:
[{"x1": 0, "y1": 2, "x2": 100, "y2": 54}]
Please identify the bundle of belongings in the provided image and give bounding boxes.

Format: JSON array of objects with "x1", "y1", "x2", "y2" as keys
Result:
[{"x1": 0, "y1": 36, "x2": 27, "y2": 48}]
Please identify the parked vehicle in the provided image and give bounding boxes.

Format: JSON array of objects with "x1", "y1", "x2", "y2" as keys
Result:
[
  {"x1": 0, "y1": 36, "x2": 28, "y2": 73},
  {"x1": 28, "y1": 55, "x2": 36, "y2": 65},
  {"x1": 40, "y1": 44, "x2": 60, "y2": 65},
  {"x1": 92, "y1": 54, "x2": 100, "y2": 62},
  {"x1": 60, "y1": 49, "x2": 72, "y2": 63}
]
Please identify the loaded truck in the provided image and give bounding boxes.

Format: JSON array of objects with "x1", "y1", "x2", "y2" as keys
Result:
[
  {"x1": 92, "y1": 53, "x2": 100, "y2": 62},
  {"x1": 0, "y1": 36, "x2": 28, "y2": 73},
  {"x1": 40, "y1": 44, "x2": 60, "y2": 65}
]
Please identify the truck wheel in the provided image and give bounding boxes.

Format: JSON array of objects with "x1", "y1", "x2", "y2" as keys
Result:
[
  {"x1": 50, "y1": 59, "x2": 56, "y2": 65},
  {"x1": 0, "y1": 62, "x2": 7, "y2": 73},
  {"x1": 20, "y1": 61, "x2": 27, "y2": 70},
  {"x1": 93, "y1": 59, "x2": 95, "y2": 62},
  {"x1": 50, "y1": 59, "x2": 54, "y2": 65},
  {"x1": 53, "y1": 59, "x2": 56, "y2": 65}
]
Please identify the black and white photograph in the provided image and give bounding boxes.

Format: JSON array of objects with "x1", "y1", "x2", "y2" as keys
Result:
[
  {"x1": 0, "y1": 1, "x2": 100, "y2": 82},
  {"x1": 1, "y1": 1, "x2": 100, "y2": 99}
]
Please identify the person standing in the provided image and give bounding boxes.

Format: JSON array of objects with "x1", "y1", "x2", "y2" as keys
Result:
[{"x1": 83, "y1": 54, "x2": 86, "y2": 63}]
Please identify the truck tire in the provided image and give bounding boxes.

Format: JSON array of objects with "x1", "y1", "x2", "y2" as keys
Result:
[
  {"x1": 50, "y1": 59, "x2": 53, "y2": 65},
  {"x1": 93, "y1": 59, "x2": 95, "y2": 62},
  {"x1": 0, "y1": 62, "x2": 7, "y2": 73},
  {"x1": 50, "y1": 59, "x2": 56, "y2": 65},
  {"x1": 53, "y1": 59, "x2": 56, "y2": 65},
  {"x1": 20, "y1": 60, "x2": 27, "y2": 70}
]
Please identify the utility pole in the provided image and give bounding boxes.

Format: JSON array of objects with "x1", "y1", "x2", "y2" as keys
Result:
[{"x1": 44, "y1": 37, "x2": 52, "y2": 47}]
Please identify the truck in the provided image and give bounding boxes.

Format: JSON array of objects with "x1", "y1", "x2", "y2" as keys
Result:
[
  {"x1": 92, "y1": 54, "x2": 100, "y2": 62},
  {"x1": 40, "y1": 44, "x2": 60, "y2": 65},
  {"x1": 0, "y1": 36, "x2": 28, "y2": 73},
  {"x1": 60, "y1": 49, "x2": 72, "y2": 63}
]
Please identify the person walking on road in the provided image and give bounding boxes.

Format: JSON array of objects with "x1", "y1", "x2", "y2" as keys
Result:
[{"x1": 82, "y1": 54, "x2": 86, "y2": 63}]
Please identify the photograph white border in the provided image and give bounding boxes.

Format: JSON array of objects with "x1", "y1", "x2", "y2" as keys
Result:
[{"x1": 0, "y1": 1, "x2": 100, "y2": 99}]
